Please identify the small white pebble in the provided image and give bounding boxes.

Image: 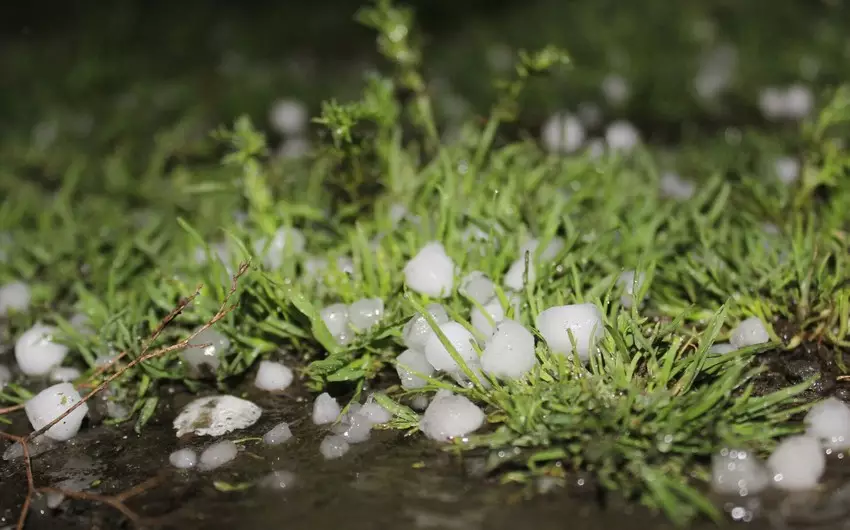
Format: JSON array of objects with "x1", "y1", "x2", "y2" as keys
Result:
[
  {"x1": 25, "y1": 383, "x2": 88, "y2": 441},
  {"x1": 169, "y1": 448, "x2": 198, "y2": 469},
  {"x1": 174, "y1": 395, "x2": 262, "y2": 437},
  {"x1": 481, "y1": 320, "x2": 537, "y2": 379},
  {"x1": 349, "y1": 298, "x2": 384, "y2": 331},
  {"x1": 0, "y1": 281, "x2": 31, "y2": 316},
  {"x1": 767, "y1": 435, "x2": 825, "y2": 491},
  {"x1": 617, "y1": 270, "x2": 646, "y2": 308},
  {"x1": 199, "y1": 441, "x2": 238, "y2": 471},
  {"x1": 420, "y1": 393, "x2": 485, "y2": 442},
  {"x1": 424, "y1": 322, "x2": 478, "y2": 372},
  {"x1": 459, "y1": 272, "x2": 495, "y2": 305},
  {"x1": 260, "y1": 470, "x2": 296, "y2": 489},
  {"x1": 471, "y1": 296, "x2": 505, "y2": 339},
  {"x1": 729, "y1": 317, "x2": 770, "y2": 349},
  {"x1": 711, "y1": 448, "x2": 769, "y2": 495},
  {"x1": 320, "y1": 303, "x2": 350, "y2": 338},
  {"x1": 395, "y1": 349, "x2": 435, "y2": 389},
  {"x1": 15, "y1": 324, "x2": 69, "y2": 376},
  {"x1": 254, "y1": 361, "x2": 294, "y2": 392},
  {"x1": 605, "y1": 121, "x2": 640, "y2": 152},
  {"x1": 774, "y1": 156, "x2": 800, "y2": 185},
  {"x1": 182, "y1": 328, "x2": 230, "y2": 375},
  {"x1": 402, "y1": 304, "x2": 449, "y2": 351},
  {"x1": 805, "y1": 397, "x2": 850, "y2": 451},
  {"x1": 709, "y1": 343, "x2": 736, "y2": 355},
  {"x1": 535, "y1": 303, "x2": 605, "y2": 361},
  {"x1": 541, "y1": 112, "x2": 585, "y2": 153},
  {"x1": 49, "y1": 366, "x2": 81, "y2": 383},
  {"x1": 320, "y1": 435, "x2": 350, "y2": 459},
  {"x1": 312, "y1": 392, "x2": 341, "y2": 425},
  {"x1": 403, "y1": 242, "x2": 455, "y2": 298},
  {"x1": 660, "y1": 172, "x2": 696, "y2": 200},
  {"x1": 263, "y1": 421, "x2": 294, "y2": 445},
  {"x1": 269, "y1": 99, "x2": 308, "y2": 135}
]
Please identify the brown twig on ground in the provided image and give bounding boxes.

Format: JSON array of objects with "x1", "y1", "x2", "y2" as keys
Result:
[
  {"x1": 0, "y1": 403, "x2": 26, "y2": 415},
  {"x1": 0, "y1": 262, "x2": 249, "y2": 530}
]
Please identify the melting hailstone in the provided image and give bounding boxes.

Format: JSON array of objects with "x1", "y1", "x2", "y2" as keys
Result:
[
  {"x1": 766, "y1": 435, "x2": 825, "y2": 491},
  {"x1": 320, "y1": 435, "x2": 350, "y2": 460},
  {"x1": 805, "y1": 397, "x2": 850, "y2": 451},
  {"x1": 424, "y1": 322, "x2": 478, "y2": 372},
  {"x1": 15, "y1": 323, "x2": 69, "y2": 376},
  {"x1": 312, "y1": 392, "x2": 341, "y2": 425},
  {"x1": 709, "y1": 343, "x2": 736, "y2": 355},
  {"x1": 605, "y1": 121, "x2": 640, "y2": 152},
  {"x1": 541, "y1": 112, "x2": 585, "y2": 154},
  {"x1": 617, "y1": 270, "x2": 646, "y2": 308},
  {"x1": 504, "y1": 257, "x2": 536, "y2": 291},
  {"x1": 395, "y1": 349, "x2": 435, "y2": 389},
  {"x1": 269, "y1": 98, "x2": 307, "y2": 135},
  {"x1": 729, "y1": 317, "x2": 770, "y2": 349},
  {"x1": 260, "y1": 470, "x2": 296, "y2": 490},
  {"x1": 173, "y1": 395, "x2": 262, "y2": 437},
  {"x1": 659, "y1": 172, "x2": 696, "y2": 200},
  {"x1": 481, "y1": 320, "x2": 536, "y2": 379},
  {"x1": 535, "y1": 303, "x2": 605, "y2": 361},
  {"x1": 199, "y1": 440, "x2": 238, "y2": 471},
  {"x1": 254, "y1": 361, "x2": 294, "y2": 392},
  {"x1": 169, "y1": 448, "x2": 198, "y2": 469},
  {"x1": 0, "y1": 364, "x2": 11, "y2": 388},
  {"x1": 403, "y1": 242, "x2": 454, "y2": 298},
  {"x1": 50, "y1": 366, "x2": 81, "y2": 383},
  {"x1": 711, "y1": 448, "x2": 769, "y2": 496},
  {"x1": 25, "y1": 383, "x2": 89, "y2": 441},
  {"x1": 774, "y1": 156, "x2": 800, "y2": 185},
  {"x1": 459, "y1": 271, "x2": 495, "y2": 305},
  {"x1": 253, "y1": 227, "x2": 306, "y2": 270},
  {"x1": 403, "y1": 303, "x2": 450, "y2": 351},
  {"x1": 349, "y1": 298, "x2": 384, "y2": 331},
  {"x1": 419, "y1": 393, "x2": 485, "y2": 442},
  {"x1": 0, "y1": 281, "x2": 31, "y2": 316},
  {"x1": 263, "y1": 421, "x2": 294, "y2": 445},
  {"x1": 319, "y1": 303, "x2": 351, "y2": 344},
  {"x1": 470, "y1": 296, "x2": 505, "y2": 338},
  {"x1": 359, "y1": 396, "x2": 393, "y2": 425},
  {"x1": 182, "y1": 328, "x2": 230, "y2": 375}
]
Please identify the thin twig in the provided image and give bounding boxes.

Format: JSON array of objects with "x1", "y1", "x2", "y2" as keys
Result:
[{"x1": 0, "y1": 403, "x2": 25, "y2": 415}]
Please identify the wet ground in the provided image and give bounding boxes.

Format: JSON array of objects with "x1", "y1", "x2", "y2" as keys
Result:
[{"x1": 3, "y1": 384, "x2": 850, "y2": 530}]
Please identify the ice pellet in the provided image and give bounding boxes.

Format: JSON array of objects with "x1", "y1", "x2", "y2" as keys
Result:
[
  {"x1": 424, "y1": 322, "x2": 478, "y2": 372},
  {"x1": 174, "y1": 395, "x2": 262, "y2": 437},
  {"x1": 260, "y1": 470, "x2": 296, "y2": 489},
  {"x1": 349, "y1": 298, "x2": 384, "y2": 331},
  {"x1": 320, "y1": 303, "x2": 350, "y2": 338},
  {"x1": 49, "y1": 366, "x2": 81, "y2": 383},
  {"x1": 0, "y1": 281, "x2": 31, "y2": 316},
  {"x1": 0, "y1": 364, "x2": 11, "y2": 388},
  {"x1": 331, "y1": 413, "x2": 372, "y2": 444},
  {"x1": 320, "y1": 435, "x2": 350, "y2": 459},
  {"x1": 711, "y1": 448, "x2": 769, "y2": 496},
  {"x1": 403, "y1": 242, "x2": 455, "y2": 298},
  {"x1": 253, "y1": 227, "x2": 306, "y2": 270},
  {"x1": 420, "y1": 393, "x2": 485, "y2": 442},
  {"x1": 617, "y1": 270, "x2": 646, "y2": 308},
  {"x1": 709, "y1": 343, "x2": 736, "y2": 355},
  {"x1": 395, "y1": 349, "x2": 435, "y2": 389},
  {"x1": 541, "y1": 112, "x2": 585, "y2": 154},
  {"x1": 535, "y1": 303, "x2": 605, "y2": 361},
  {"x1": 481, "y1": 320, "x2": 537, "y2": 379},
  {"x1": 254, "y1": 361, "x2": 294, "y2": 392},
  {"x1": 805, "y1": 397, "x2": 850, "y2": 451},
  {"x1": 15, "y1": 323, "x2": 69, "y2": 376},
  {"x1": 269, "y1": 99, "x2": 307, "y2": 135},
  {"x1": 312, "y1": 392, "x2": 341, "y2": 425},
  {"x1": 360, "y1": 396, "x2": 393, "y2": 425},
  {"x1": 459, "y1": 271, "x2": 495, "y2": 305},
  {"x1": 504, "y1": 257, "x2": 536, "y2": 291},
  {"x1": 182, "y1": 328, "x2": 230, "y2": 375},
  {"x1": 263, "y1": 421, "x2": 294, "y2": 446},
  {"x1": 199, "y1": 441, "x2": 238, "y2": 471},
  {"x1": 25, "y1": 383, "x2": 88, "y2": 441},
  {"x1": 729, "y1": 317, "x2": 770, "y2": 349},
  {"x1": 605, "y1": 121, "x2": 640, "y2": 152},
  {"x1": 660, "y1": 172, "x2": 696, "y2": 200},
  {"x1": 402, "y1": 303, "x2": 449, "y2": 351},
  {"x1": 169, "y1": 448, "x2": 198, "y2": 469},
  {"x1": 774, "y1": 156, "x2": 800, "y2": 185},
  {"x1": 471, "y1": 296, "x2": 505, "y2": 338},
  {"x1": 767, "y1": 435, "x2": 825, "y2": 491}
]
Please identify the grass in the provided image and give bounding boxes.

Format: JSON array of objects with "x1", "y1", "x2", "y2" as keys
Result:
[{"x1": 2, "y1": 0, "x2": 850, "y2": 525}]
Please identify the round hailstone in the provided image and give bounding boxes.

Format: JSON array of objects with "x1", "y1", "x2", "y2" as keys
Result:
[
  {"x1": 0, "y1": 364, "x2": 11, "y2": 388},
  {"x1": 263, "y1": 421, "x2": 293, "y2": 446},
  {"x1": 169, "y1": 448, "x2": 198, "y2": 469},
  {"x1": 605, "y1": 121, "x2": 640, "y2": 153},
  {"x1": 784, "y1": 84, "x2": 813, "y2": 120},
  {"x1": 173, "y1": 395, "x2": 262, "y2": 437},
  {"x1": 15, "y1": 324, "x2": 69, "y2": 376},
  {"x1": 49, "y1": 366, "x2": 81, "y2": 383},
  {"x1": 403, "y1": 242, "x2": 455, "y2": 298},
  {"x1": 269, "y1": 99, "x2": 308, "y2": 135},
  {"x1": 758, "y1": 87, "x2": 786, "y2": 120},
  {"x1": 729, "y1": 317, "x2": 770, "y2": 349},
  {"x1": 481, "y1": 320, "x2": 537, "y2": 379},
  {"x1": 586, "y1": 138, "x2": 606, "y2": 159},
  {"x1": 320, "y1": 435, "x2": 350, "y2": 459},
  {"x1": 199, "y1": 441, "x2": 238, "y2": 471},
  {"x1": 774, "y1": 156, "x2": 800, "y2": 185},
  {"x1": 541, "y1": 112, "x2": 585, "y2": 153},
  {"x1": 0, "y1": 281, "x2": 31, "y2": 316},
  {"x1": 320, "y1": 303, "x2": 350, "y2": 338},
  {"x1": 459, "y1": 271, "x2": 495, "y2": 305},
  {"x1": 260, "y1": 470, "x2": 296, "y2": 490},
  {"x1": 419, "y1": 393, "x2": 485, "y2": 442},
  {"x1": 504, "y1": 257, "x2": 536, "y2": 291},
  {"x1": 424, "y1": 322, "x2": 478, "y2": 372},
  {"x1": 402, "y1": 303, "x2": 450, "y2": 351},
  {"x1": 660, "y1": 172, "x2": 696, "y2": 200},
  {"x1": 709, "y1": 343, "x2": 736, "y2": 355},
  {"x1": 617, "y1": 270, "x2": 646, "y2": 308},
  {"x1": 360, "y1": 396, "x2": 393, "y2": 425},
  {"x1": 711, "y1": 448, "x2": 769, "y2": 496},
  {"x1": 331, "y1": 412, "x2": 372, "y2": 444},
  {"x1": 349, "y1": 298, "x2": 384, "y2": 331},
  {"x1": 602, "y1": 74, "x2": 630, "y2": 105},
  {"x1": 471, "y1": 296, "x2": 505, "y2": 338},
  {"x1": 25, "y1": 383, "x2": 89, "y2": 441},
  {"x1": 395, "y1": 349, "x2": 435, "y2": 389},
  {"x1": 766, "y1": 435, "x2": 825, "y2": 491},
  {"x1": 254, "y1": 361, "x2": 294, "y2": 392},
  {"x1": 254, "y1": 227, "x2": 307, "y2": 270},
  {"x1": 336, "y1": 256, "x2": 355, "y2": 275},
  {"x1": 805, "y1": 397, "x2": 850, "y2": 451},
  {"x1": 312, "y1": 392, "x2": 341, "y2": 425},
  {"x1": 182, "y1": 328, "x2": 230, "y2": 375},
  {"x1": 535, "y1": 303, "x2": 606, "y2": 361}
]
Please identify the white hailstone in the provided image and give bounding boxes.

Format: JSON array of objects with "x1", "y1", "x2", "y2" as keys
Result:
[
  {"x1": 260, "y1": 470, "x2": 296, "y2": 490},
  {"x1": 577, "y1": 102, "x2": 602, "y2": 128},
  {"x1": 419, "y1": 393, "x2": 485, "y2": 442},
  {"x1": 424, "y1": 322, "x2": 478, "y2": 372},
  {"x1": 254, "y1": 361, "x2": 294, "y2": 392},
  {"x1": 395, "y1": 349, "x2": 435, "y2": 389},
  {"x1": 174, "y1": 395, "x2": 262, "y2": 437},
  {"x1": 403, "y1": 242, "x2": 455, "y2": 298},
  {"x1": 0, "y1": 364, "x2": 11, "y2": 388},
  {"x1": 320, "y1": 435, "x2": 350, "y2": 459},
  {"x1": 349, "y1": 298, "x2": 384, "y2": 331},
  {"x1": 15, "y1": 324, "x2": 69, "y2": 376},
  {"x1": 605, "y1": 121, "x2": 640, "y2": 152},
  {"x1": 277, "y1": 137, "x2": 311, "y2": 159},
  {"x1": 69, "y1": 313, "x2": 93, "y2": 335},
  {"x1": 587, "y1": 138, "x2": 606, "y2": 159},
  {"x1": 504, "y1": 257, "x2": 536, "y2": 291},
  {"x1": 805, "y1": 397, "x2": 850, "y2": 451},
  {"x1": 331, "y1": 412, "x2": 372, "y2": 444},
  {"x1": 617, "y1": 270, "x2": 646, "y2": 308},
  {"x1": 359, "y1": 396, "x2": 393, "y2": 425},
  {"x1": 410, "y1": 395, "x2": 430, "y2": 411},
  {"x1": 535, "y1": 303, "x2": 606, "y2": 361},
  {"x1": 389, "y1": 203, "x2": 409, "y2": 225},
  {"x1": 766, "y1": 435, "x2": 825, "y2": 491},
  {"x1": 729, "y1": 317, "x2": 770, "y2": 349},
  {"x1": 459, "y1": 271, "x2": 495, "y2": 305},
  {"x1": 312, "y1": 392, "x2": 341, "y2": 425},
  {"x1": 602, "y1": 74, "x2": 630, "y2": 105},
  {"x1": 106, "y1": 401, "x2": 129, "y2": 420},
  {"x1": 711, "y1": 448, "x2": 769, "y2": 496},
  {"x1": 336, "y1": 256, "x2": 355, "y2": 275},
  {"x1": 758, "y1": 87, "x2": 786, "y2": 120},
  {"x1": 269, "y1": 99, "x2": 308, "y2": 135},
  {"x1": 320, "y1": 303, "x2": 349, "y2": 336},
  {"x1": 402, "y1": 303, "x2": 450, "y2": 351},
  {"x1": 784, "y1": 84, "x2": 814, "y2": 120},
  {"x1": 0, "y1": 281, "x2": 31, "y2": 315},
  {"x1": 470, "y1": 296, "x2": 505, "y2": 339},
  {"x1": 254, "y1": 227, "x2": 306, "y2": 270},
  {"x1": 169, "y1": 448, "x2": 198, "y2": 469},
  {"x1": 481, "y1": 320, "x2": 536, "y2": 379},
  {"x1": 263, "y1": 421, "x2": 294, "y2": 445},
  {"x1": 182, "y1": 328, "x2": 230, "y2": 375},
  {"x1": 541, "y1": 112, "x2": 585, "y2": 154},
  {"x1": 49, "y1": 366, "x2": 81, "y2": 383},
  {"x1": 199, "y1": 441, "x2": 238, "y2": 471},
  {"x1": 660, "y1": 172, "x2": 696, "y2": 200},
  {"x1": 774, "y1": 156, "x2": 800, "y2": 185},
  {"x1": 25, "y1": 383, "x2": 88, "y2": 441},
  {"x1": 709, "y1": 343, "x2": 736, "y2": 355}
]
